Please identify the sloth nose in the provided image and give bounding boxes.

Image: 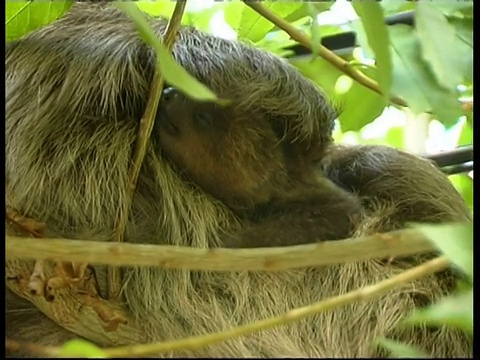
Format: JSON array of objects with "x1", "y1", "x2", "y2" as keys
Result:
[{"x1": 162, "y1": 87, "x2": 179, "y2": 102}]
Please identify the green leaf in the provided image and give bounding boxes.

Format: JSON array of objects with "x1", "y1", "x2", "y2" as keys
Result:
[
  {"x1": 448, "y1": 16, "x2": 473, "y2": 84},
  {"x1": 389, "y1": 25, "x2": 463, "y2": 127},
  {"x1": 135, "y1": 1, "x2": 176, "y2": 18},
  {"x1": 384, "y1": 126, "x2": 405, "y2": 148},
  {"x1": 306, "y1": 3, "x2": 322, "y2": 59},
  {"x1": 185, "y1": 7, "x2": 226, "y2": 32},
  {"x1": 404, "y1": 289, "x2": 473, "y2": 336},
  {"x1": 465, "y1": 112, "x2": 473, "y2": 127},
  {"x1": 379, "y1": 0, "x2": 416, "y2": 15},
  {"x1": 254, "y1": 29, "x2": 298, "y2": 56},
  {"x1": 300, "y1": 1, "x2": 333, "y2": 17},
  {"x1": 301, "y1": 1, "x2": 335, "y2": 59},
  {"x1": 415, "y1": 2, "x2": 464, "y2": 90},
  {"x1": 282, "y1": 1, "x2": 334, "y2": 24},
  {"x1": 376, "y1": 338, "x2": 429, "y2": 358},
  {"x1": 236, "y1": 2, "x2": 304, "y2": 43},
  {"x1": 457, "y1": 121, "x2": 473, "y2": 147},
  {"x1": 414, "y1": 222, "x2": 472, "y2": 280},
  {"x1": 315, "y1": 24, "x2": 351, "y2": 39},
  {"x1": 456, "y1": 278, "x2": 473, "y2": 293},
  {"x1": 290, "y1": 57, "x2": 386, "y2": 132},
  {"x1": 116, "y1": 2, "x2": 220, "y2": 103},
  {"x1": 337, "y1": 65, "x2": 387, "y2": 132},
  {"x1": 6, "y1": 0, "x2": 73, "y2": 43},
  {"x1": 449, "y1": 174, "x2": 473, "y2": 211},
  {"x1": 432, "y1": 1, "x2": 473, "y2": 17},
  {"x1": 348, "y1": 19, "x2": 374, "y2": 59},
  {"x1": 223, "y1": 2, "x2": 248, "y2": 34},
  {"x1": 450, "y1": 16, "x2": 473, "y2": 47},
  {"x1": 58, "y1": 339, "x2": 107, "y2": 358},
  {"x1": 338, "y1": 83, "x2": 386, "y2": 132},
  {"x1": 352, "y1": 0, "x2": 392, "y2": 100}
]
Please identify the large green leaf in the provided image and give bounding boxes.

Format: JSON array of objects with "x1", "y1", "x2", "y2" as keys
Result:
[
  {"x1": 415, "y1": 2, "x2": 464, "y2": 90},
  {"x1": 448, "y1": 16, "x2": 473, "y2": 84},
  {"x1": 432, "y1": 1, "x2": 473, "y2": 17},
  {"x1": 389, "y1": 25, "x2": 463, "y2": 127},
  {"x1": 338, "y1": 83, "x2": 386, "y2": 132},
  {"x1": 254, "y1": 30, "x2": 298, "y2": 56},
  {"x1": 300, "y1": 1, "x2": 333, "y2": 17},
  {"x1": 449, "y1": 174, "x2": 473, "y2": 211},
  {"x1": 136, "y1": 1, "x2": 176, "y2": 17},
  {"x1": 223, "y1": 1, "x2": 248, "y2": 35},
  {"x1": 6, "y1": 0, "x2": 73, "y2": 42},
  {"x1": 281, "y1": 1, "x2": 334, "y2": 24},
  {"x1": 348, "y1": 19, "x2": 374, "y2": 59},
  {"x1": 352, "y1": 0, "x2": 392, "y2": 100},
  {"x1": 414, "y1": 222, "x2": 472, "y2": 280},
  {"x1": 116, "y1": 2, "x2": 219, "y2": 103},
  {"x1": 183, "y1": 7, "x2": 224, "y2": 31},
  {"x1": 383, "y1": 126, "x2": 405, "y2": 148},
  {"x1": 234, "y1": 2, "x2": 305, "y2": 43},
  {"x1": 376, "y1": 338, "x2": 429, "y2": 358},
  {"x1": 457, "y1": 121, "x2": 473, "y2": 147},
  {"x1": 301, "y1": 1, "x2": 335, "y2": 58},
  {"x1": 379, "y1": 1, "x2": 416, "y2": 15},
  {"x1": 405, "y1": 289, "x2": 473, "y2": 336},
  {"x1": 305, "y1": 3, "x2": 322, "y2": 59},
  {"x1": 58, "y1": 339, "x2": 107, "y2": 358},
  {"x1": 290, "y1": 57, "x2": 386, "y2": 132}
]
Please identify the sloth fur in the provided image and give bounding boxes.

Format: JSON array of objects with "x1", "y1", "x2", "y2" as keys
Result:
[{"x1": 6, "y1": 3, "x2": 471, "y2": 358}]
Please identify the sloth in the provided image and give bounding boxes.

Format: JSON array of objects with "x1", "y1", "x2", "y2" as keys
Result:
[
  {"x1": 155, "y1": 87, "x2": 363, "y2": 247},
  {"x1": 5, "y1": 2, "x2": 472, "y2": 358}
]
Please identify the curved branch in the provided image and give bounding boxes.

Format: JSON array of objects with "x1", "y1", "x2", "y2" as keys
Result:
[
  {"x1": 6, "y1": 256, "x2": 449, "y2": 357},
  {"x1": 106, "y1": 256, "x2": 450, "y2": 357}
]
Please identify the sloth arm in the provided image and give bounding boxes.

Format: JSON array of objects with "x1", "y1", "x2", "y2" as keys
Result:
[
  {"x1": 322, "y1": 144, "x2": 471, "y2": 227},
  {"x1": 222, "y1": 187, "x2": 363, "y2": 248}
]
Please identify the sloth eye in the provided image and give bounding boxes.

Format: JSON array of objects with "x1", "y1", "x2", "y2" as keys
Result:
[{"x1": 194, "y1": 112, "x2": 214, "y2": 129}]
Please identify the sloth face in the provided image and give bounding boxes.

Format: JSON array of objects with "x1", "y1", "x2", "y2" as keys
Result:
[{"x1": 155, "y1": 87, "x2": 288, "y2": 209}]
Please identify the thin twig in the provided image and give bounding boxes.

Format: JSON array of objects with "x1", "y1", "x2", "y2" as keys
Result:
[
  {"x1": 108, "y1": 1, "x2": 187, "y2": 299},
  {"x1": 7, "y1": 227, "x2": 440, "y2": 272},
  {"x1": 107, "y1": 256, "x2": 449, "y2": 357},
  {"x1": 242, "y1": 1, "x2": 404, "y2": 108},
  {"x1": 6, "y1": 256, "x2": 449, "y2": 358}
]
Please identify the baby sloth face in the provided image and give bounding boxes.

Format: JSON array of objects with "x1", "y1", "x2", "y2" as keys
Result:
[{"x1": 155, "y1": 87, "x2": 289, "y2": 209}]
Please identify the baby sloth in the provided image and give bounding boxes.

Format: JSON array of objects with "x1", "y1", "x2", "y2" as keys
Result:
[{"x1": 155, "y1": 87, "x2": 363, "y2": 248}]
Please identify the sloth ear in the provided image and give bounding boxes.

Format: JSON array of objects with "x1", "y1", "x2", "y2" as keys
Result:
[
  {"x1": 273, "y1": 95, "x2": 340, "y2": 164},
  {"x1": 296, "y1": 101, "x2": 341, "y2": 162},
  {"x1": 290, "y1": 133, "x2": 333, "y2": 163},
  {"x1": 272, "y1": 112, "x2": 335, "y2": 164}
]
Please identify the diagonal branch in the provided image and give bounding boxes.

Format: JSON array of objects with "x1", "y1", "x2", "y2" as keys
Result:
[
  {"x1": 242, "y1": 1, "x2": 406, "y2": 108},
  {"x1": 109, "y1": 1, "x2": 187, "y2": 299}
]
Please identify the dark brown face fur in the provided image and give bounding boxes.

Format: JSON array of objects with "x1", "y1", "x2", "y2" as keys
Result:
[{"x1": 156, "y1": 87, "x2": 291, "y2": 210}]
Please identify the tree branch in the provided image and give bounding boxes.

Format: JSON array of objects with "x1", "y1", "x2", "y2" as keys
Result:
[
  {"x1": 6, "y1": 256, "x2": 449, "y2": 357},
  {"x1": 241, "y1": 1, "x2": 403, "y2": 108},
  {"x1": 7, "y1": 228, "x2": 439, "y2": 272},
  {"x1": 109, "y1": 1, "x2": 187, "y2": 299}
]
